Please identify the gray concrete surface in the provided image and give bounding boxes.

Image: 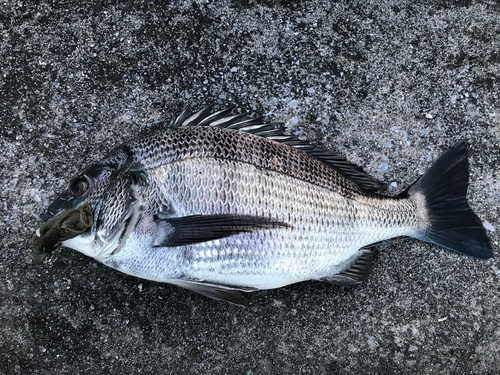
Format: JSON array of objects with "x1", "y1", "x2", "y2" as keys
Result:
[{"x1": 1, "y1": 0, "x2": 499, "y2": 374}]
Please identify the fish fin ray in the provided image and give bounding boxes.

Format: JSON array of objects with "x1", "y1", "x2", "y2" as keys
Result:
[
  {"x1": 181, "y1": 105, "x2": 216, "y2": 126},
  {"x1": 408, "y1": 142, "x2": 492, "y2": 259},
  {"x1": 321, "y1": 249, "x2": 377, "y2": 285},
  {"x1": 197, "y1": 107, "x2": 236, "y2": 126},
  {"x1": 153, "y1": 214, "x2": 291, "y2": 247},
  {"x1": 171, "y1": 280, "x2": 256, "y2": 306},
  {"x1": 169, "y1": 106, "x2": 193, "y2": 127}
]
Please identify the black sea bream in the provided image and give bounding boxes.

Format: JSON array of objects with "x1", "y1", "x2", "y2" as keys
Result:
[{"x1": 32, "y1": 106, "x2": 492, "y2": 305}]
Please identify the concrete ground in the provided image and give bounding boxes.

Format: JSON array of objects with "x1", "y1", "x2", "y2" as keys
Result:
[{"x1": 1, "y1": 0, "x2": 499, "y2": 374}]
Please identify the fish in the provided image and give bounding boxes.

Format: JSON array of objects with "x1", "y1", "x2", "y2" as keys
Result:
[{"x1": 31, "y1": 105, "x2": 493, "y2": 305}]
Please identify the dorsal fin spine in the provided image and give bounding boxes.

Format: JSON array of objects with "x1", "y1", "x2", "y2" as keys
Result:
[{"x1": 169, "y1": 105, "x2": 385, "y2": 191}]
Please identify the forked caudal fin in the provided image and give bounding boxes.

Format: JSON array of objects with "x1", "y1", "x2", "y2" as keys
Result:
[{"x1": 408, "y1": 142, "x2": 492, "y2": 259}]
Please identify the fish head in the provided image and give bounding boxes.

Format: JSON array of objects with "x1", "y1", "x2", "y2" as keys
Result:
[{"x1": 33, "y1": 147, "x2": 146, "y2": 262}]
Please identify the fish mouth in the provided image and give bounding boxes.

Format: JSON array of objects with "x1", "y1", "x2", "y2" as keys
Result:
[{"x1": 29, "y1": 204, "x2": 94, "y2": 264}]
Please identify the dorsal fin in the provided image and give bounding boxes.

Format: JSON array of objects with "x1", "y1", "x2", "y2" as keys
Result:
[{"x1": 168, "y1": 106, "x2": 385, "y2": 191}]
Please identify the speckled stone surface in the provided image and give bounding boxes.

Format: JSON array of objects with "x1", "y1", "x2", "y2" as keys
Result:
[{"x1": 1, "y1": 1, "x2": 499, "y2": 374}]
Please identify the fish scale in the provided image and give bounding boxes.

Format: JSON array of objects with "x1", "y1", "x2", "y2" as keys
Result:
[
  {"x1": 129, "y1": 126, "x2": 363, "y2": 198},
  {"x1": 33, "y1": 106, "x2": 492, "y2": 305},
  {"x1": 103, "y1": 156, "x2": 418, "y2": 289}
]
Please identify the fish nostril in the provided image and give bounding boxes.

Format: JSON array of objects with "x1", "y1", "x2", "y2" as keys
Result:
[{"x1": 39, "y1": 212, "x2": 53, "y2": 222}]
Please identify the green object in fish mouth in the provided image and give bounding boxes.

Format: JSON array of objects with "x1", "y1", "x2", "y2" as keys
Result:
[{"x1": 29, "y1": 203, "x2": 93, "y2": 264}]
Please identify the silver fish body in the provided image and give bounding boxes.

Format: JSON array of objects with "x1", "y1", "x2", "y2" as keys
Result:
[{"x1": 36, "y1": 107, "x2": 492, "y2": 304}]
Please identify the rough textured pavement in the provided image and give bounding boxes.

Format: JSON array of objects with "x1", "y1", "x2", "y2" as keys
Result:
[{"x1": 1, "y1": 1, "x2": 499, "y2": 374}]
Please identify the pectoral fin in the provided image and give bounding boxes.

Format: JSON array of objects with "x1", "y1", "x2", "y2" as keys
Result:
[{"x1": 153, "y1": 214, "x2": 290, "y2": 247}]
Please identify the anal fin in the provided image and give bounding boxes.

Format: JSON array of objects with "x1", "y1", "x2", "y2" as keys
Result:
[{"x1": 321, "y1": 249, "x2": 377, "y2": 285}]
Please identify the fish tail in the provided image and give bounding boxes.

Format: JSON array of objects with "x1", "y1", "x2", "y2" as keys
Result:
[{"x1": 407, "y1": 142, "x2": 492, "y2": 259}]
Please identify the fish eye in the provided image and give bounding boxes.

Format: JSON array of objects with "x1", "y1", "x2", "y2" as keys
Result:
[{"x1": 69, "y1": 178, "x2": 89, "y2": 197}]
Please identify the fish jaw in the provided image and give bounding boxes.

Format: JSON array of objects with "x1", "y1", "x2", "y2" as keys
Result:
[
  {"x1": 61, "y1": 223, "x2": 125, "y2": 262},
  {"x1": 62, "y1": 195, "x2": 144, "y2": 262},
  {"x1": 61, "y1": 231, "x2": 99, "y2": 258},
  {"x1": 61, "y1": 205, "x2": 142, "y2": 262}
]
